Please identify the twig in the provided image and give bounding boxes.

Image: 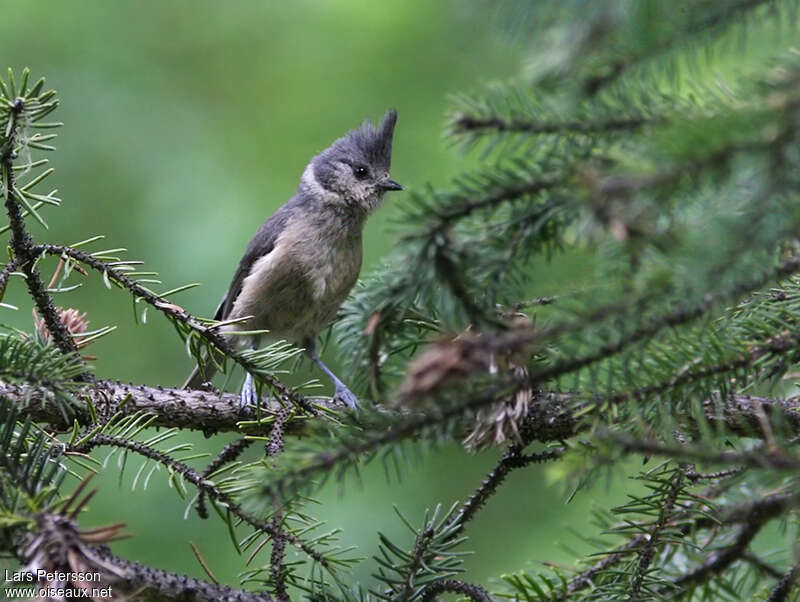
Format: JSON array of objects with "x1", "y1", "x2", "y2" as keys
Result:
[
  {"x1": 2, "y1": 100, "x2": 80, "y2": 359},
  {"x1": 451, "y1": 445, "x2": 565, "y2": 530},
  {"x1": 196, "y1": 437, "x2": 254, "y2": 519},
  {"x1": 766, "y1": 563, "x2": 800, "y2": 602},
  {"x1": 0, "y1": 254, "x2": 23, "y2": 298},
  {"x1": 33, "y1": 243, "x2": 311, "y2": 410},
  {"x1": 69, "y1": 434, "x2": 331, "y2": 568},
  {"x1": 269, "y1": 508, "x2": 288, "y2": 602},
  {"x1": 628, "y1": 467, "x2": 685, "y2": 600},
  {"x1": 603, "y1": 430, "x2": 800, "y2": 471},
  {"x1": 742, "y1": 552, "x2": 785, "y2": 580},
  {"x1": 672, "y1": 521, "x2": 766, "y2": 590},
  {"x1": 452, "y1": 114, "x2": 653, "y2": 136},
  {"x1": 266, "y1": 406, "x2": 289, "y2": 458},
  {"x1": 554, "y1": 491, "x2": 798, "y2": 600},
  {"x1": 94, "y1": 543, "x2": 276, "y2": 602},
  {"x1": 420, "y1": 578, "x2": 491, "y2": 602}
]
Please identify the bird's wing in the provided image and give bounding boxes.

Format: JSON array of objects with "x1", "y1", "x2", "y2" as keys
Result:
[{"x1": 218, "y1": 203, "x2": 295, "y2": 320}]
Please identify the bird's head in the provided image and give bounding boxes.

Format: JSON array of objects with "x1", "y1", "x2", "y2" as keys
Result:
[{"x1": 308, "y1": 109, "x2": 402, "y2": 212}]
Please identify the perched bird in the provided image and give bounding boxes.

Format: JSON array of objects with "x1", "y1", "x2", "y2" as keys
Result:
[{"x1": 184, "y1": 110, "x2": 402, "y2": 409}]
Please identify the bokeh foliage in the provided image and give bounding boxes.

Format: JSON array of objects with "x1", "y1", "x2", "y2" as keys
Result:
[
  {"x1": 3, "y1": 1, "x2": 800, "y2": 601},
  {"x1": 0, "y1": 0, "x2": 585, "y2": 593}
]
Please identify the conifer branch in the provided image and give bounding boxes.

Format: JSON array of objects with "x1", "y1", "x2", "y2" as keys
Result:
[
  {"x1": 68, "y1": 433, "x2": 332, "y2": 567},
  {"x1": 602, "y1": 431, "x2": 800, "y2": 471},
  {"x1": 196, "y1": 437, "x2": 254, "y2": 519},
  {"x1": 32, "y1": 243, "x2": 309, "y2": 409},
  {"x1": 268, "y1": 507, "x2": 288, "y2": 602},
  {"x1": 553, "y1": 491, "x2": 798, "y2": 600},
  {"x1": 0, "y1": 380, "x2": 339, "y2": 435},
  {"x1": 419, "y1": 579, "x2": 491, "y2": 602},
  {"x1": 452, "y1": 114, "x2": 655, "y2": 137},
  {"x1": 670, "y1": 521, "x2": 767, "y2": 591},
  {"x1": 451, "y1": 445, "x2": 564, "y2": 530},
  {"x1": 766, "y1": 563, "x2": 800, "y2": 602},
  {"x1": 514, "y1": 251, "x2": 800, "y2": 390},
  {"x1": 103, "y1": 548, "x2": 279, "y2": 602},
  {"x1": 2, "y1": 100, "x2": 80, "y2": 359},
  {"x1": 628, "y1": 467, "x2": 686, "y2": 600},
  {"x1": 423, "y1": 177, "x2": 561, "y2": 227},
  {"x1": 0, "y1": 254, "x2": 23, "y2": 298},
  {"x1": 581, "y1": 0, "x2": 778, "y2": 95},
  {"x1": 14, "y1": 509, "x2": 277, "y2": 602},
  {"x1": 742, "y1": 552, "x2": 785, "y2": 580},
  {"x1": 266, "y1": 410, "x2": 288, "y2": 602}
]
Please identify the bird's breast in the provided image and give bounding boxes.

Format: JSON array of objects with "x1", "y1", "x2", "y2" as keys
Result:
[
  {"x1": 230, "y1": 213, "x2": 363, "y2": 342},
  {"x1": 306, "y1": 236, "x2": 362, "y2": 301}
]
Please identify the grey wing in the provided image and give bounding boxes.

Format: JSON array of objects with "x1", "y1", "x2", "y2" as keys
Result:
[{"x1": 218, "y1": 202, "x2": 295, "y2": 320}]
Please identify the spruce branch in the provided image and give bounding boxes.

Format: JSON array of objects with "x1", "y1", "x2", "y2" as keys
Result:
[
  {"x1": 451, "y1": 445, "x2": 564, "y2": 530},
  {"x1": 419, "y1": 176, "x2": 561, "y2": 228},
  {"x1": 452, "y1": 113, "x2": 656, "y2": 137},
  {"x1": 196, "y1": 437, "x2": 254, "y2": 519},
  {"x1": 602, "y1": 431, "x2": 800, "y2": 472},
  {"x1": 16, "y1": 511, "x2": 277, "y2": 602},
  {"x1": 1, "y1": 380, "x2": 340, "y2": 435},
  {"x1": 419, "y1": 579, "x2": 491, "y2": 602},
  {"x1": 268, "y1": 507, "x2": 288, "y2": 602},
  {"x1": 579, "y1": 0, "x2": 781, "y2": 95},
  {"x1": 254, "y1": 385, "x2": 800, "y2": 505},
  {"x1": 32, "y1": 243, "x2": 310, "y2": 410},
  {"x1": 684, "y1": 466, "x2": 745, "y2": 484},
  {"x1": 372, "y1": 444, "x2": 563, "y2": 599},
  {"x1": 0, "y1": 254, "x2": 23, "y2": 299},
  {"x1": 627, "y1": 466, "x2": 685, "y2": 600},
  {"x1": 107, "y1": 550, "x2": 278, "y2": 602},
  {"x1": 67, "y1": 433, "x2": 333, "y2": 568},
  {"x1": 547, "y1": 491, "x2": 798, "y2": 601},
  {"x1": 266, "y1": 409, "x2": 289, "y2": 602},
  {"x1": 518, "y1": 250, "x2": 800, "y2": 390},
  {"x1": 2, "y1": 97, "x2": 80, "y2": 360},
  {"x1": 670, "y1": 521, "x2": 767, "y2": 592},
  {"x1": 742, "y1": 552, "x2": 786, "y2": 581},
  {"x1": 766, "y1": 563, "x2": 800, "y2": 602}
]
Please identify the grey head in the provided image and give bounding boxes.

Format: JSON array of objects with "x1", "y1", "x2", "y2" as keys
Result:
[{"x1": 308, "y1": 109, "x2": 402, "y2": 212}]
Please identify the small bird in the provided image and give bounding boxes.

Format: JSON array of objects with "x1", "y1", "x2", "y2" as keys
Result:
[{"x1": 184, "y1": 110, "x2": 402, "y2": 409}]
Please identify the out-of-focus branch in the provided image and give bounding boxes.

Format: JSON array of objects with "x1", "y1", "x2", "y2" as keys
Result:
[
  {"x1": 16, "y1": 510, "x2": 277, "y2": 602},
  {"x1": 556, "y1": 492, "x2": 798, "y2": 600},
  {"x1": 420, "y1": 578, "x2": 491, "y2": 602}
]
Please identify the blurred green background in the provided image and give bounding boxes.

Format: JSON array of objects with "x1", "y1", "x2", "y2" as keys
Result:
[{"x1": 0, "y1": 0, "x2": 638, "y2": 592}]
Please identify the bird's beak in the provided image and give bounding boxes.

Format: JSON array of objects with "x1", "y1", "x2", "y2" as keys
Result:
[{"x1": 378, "y1": 178, "x2": 403, "y2": 191}]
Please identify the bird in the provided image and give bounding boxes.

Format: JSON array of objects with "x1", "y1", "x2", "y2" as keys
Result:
[{"x1": 184, "y1": 110, "x2": 402, "y2": 409}]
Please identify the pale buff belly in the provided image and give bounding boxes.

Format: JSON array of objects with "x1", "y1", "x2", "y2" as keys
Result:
[{"x1": 226, "y1": 230, "x2": 361, "y2": 346}]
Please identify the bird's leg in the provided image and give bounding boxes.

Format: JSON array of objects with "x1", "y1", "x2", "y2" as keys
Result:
[
  {"x1": 240, "y1": 336, "x2": 261, "y2": 408},
  {"x1": 306, "y1": 340, "x2": 359, "y2": 410},
  {"x1": 240, "y1": 372, "x2": 257, "y2": 408}
]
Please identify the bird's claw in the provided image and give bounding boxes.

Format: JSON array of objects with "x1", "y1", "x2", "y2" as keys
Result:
[
  {"x1": 240, "y1": 373, "x2": 258, "y2": 409},
  {"x1": 333, "y1": 384, "x2": 359, "y2": 412}
]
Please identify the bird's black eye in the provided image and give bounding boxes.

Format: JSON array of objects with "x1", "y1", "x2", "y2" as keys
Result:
[{"x1": 352, "y1": 165, "x2": 369, "y2": 180}]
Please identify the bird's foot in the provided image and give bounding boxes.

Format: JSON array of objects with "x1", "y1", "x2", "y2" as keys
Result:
[
  {"x1": 333, "y1": 384, "x2": 359, "y2": 412},
  {"x1": 240, "y1": 373, "x2": 258, "y2": 409}
]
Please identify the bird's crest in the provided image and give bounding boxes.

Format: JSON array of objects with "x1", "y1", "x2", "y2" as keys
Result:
[{"x1": 339, "y1": 109, "x2": 398, "y2": 170}]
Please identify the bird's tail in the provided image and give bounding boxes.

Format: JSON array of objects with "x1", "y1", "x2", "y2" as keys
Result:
[{"x1": 183, "y1": 361, "x2": 218, "y2": 389}]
